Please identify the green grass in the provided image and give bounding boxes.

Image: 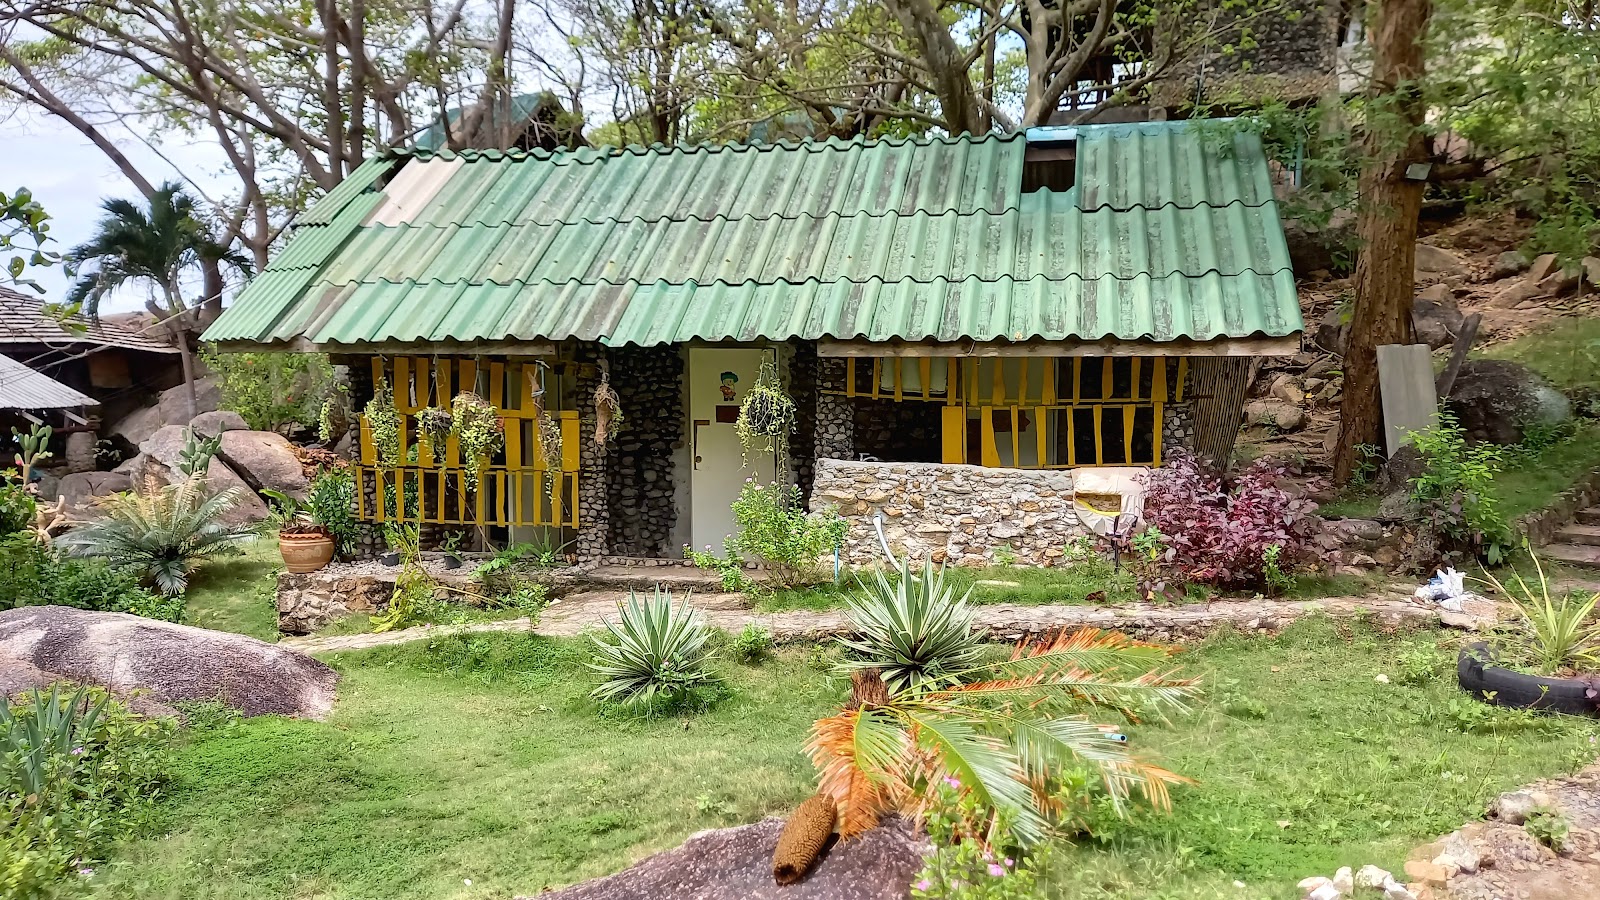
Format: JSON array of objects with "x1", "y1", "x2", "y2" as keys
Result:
[
  {"x1": 182, "y1": 539, "x2": 282, "y2": 641},
  {"x1": 1480, "y1": 316, "x2": 1600, "y2": 392},
  {"x1": 758, "y1": 562, "x2": 1140, "y2": 612},
  {"x1": 86, "y1": 619, "x2": 1599, "y2": 900},
  {"x1": 1495, "y1": 422, "x2": 1600, "y2": 520}
]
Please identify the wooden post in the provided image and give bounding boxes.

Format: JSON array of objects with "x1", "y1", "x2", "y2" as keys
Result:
[{"x1": 1434, "y1": 313, "x2": 1481, "y2": 399}]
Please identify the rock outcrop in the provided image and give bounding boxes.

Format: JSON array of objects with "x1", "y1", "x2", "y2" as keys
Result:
[
  {"x1": 524, "y1": 817, "x2": 928, "y2": 900},
  {"x1": 108, "y1": 376, "x2": 221, "y2": 447},
  {"x1": 0, "y1": 605, "x2": 339, "y2": 718},
  {"x1": 1444, "y1": 359, "x2": 1572, "y2": 445}
]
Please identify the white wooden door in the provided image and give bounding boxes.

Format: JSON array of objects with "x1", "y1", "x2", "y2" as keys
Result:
[{"x1": 689, "y1": 348, "x2": 778, "y2": 550}]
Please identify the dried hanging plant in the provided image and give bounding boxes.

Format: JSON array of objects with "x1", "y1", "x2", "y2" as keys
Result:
[
  {"x1": 451, "y1": 391, "x2": 503, "y2": 492},
  {"x1": 416, "y1": 406, "x2": 454, "y2": 456},
  {"x1": 593, "y1": 371, "x2": 623, "y2": 446},
  {"x1": 364, "y1": 374, "x2": 403, "y2": 467}
]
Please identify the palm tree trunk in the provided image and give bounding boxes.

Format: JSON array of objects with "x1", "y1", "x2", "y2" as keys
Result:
[{"x1": 162, "y1": 281, "x2": 199, "y2": 423}]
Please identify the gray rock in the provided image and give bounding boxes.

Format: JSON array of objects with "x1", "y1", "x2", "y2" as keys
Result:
[
  {"x1": 108, "y1": 376, "x2": 221, "y2": 447},
  {"x1": 56, "y1": 470, "x2": 133, "y2": 515},
  {"x1": 1526, "y1": 252, "x2": 1561, "y2": 283},
  {"x1": 1377, "y1": 490, "x2": 1418, "y2": 522},
  {"x1": 1445, "y1": 359, "x2": 1572, "y2": 445},
  {"x1": 1268, "y1": 373, "x2": 1306, "y2": 405},
  {"x1": 129, "y1": 426, "x2": 268, "y2": 523},
  {"x1": 0, "y1": 606, "x2": 338, "y2": 718},
  {"x1": 1491, "y1": 251, "x2": 1529, "y2": 279},
  {"x1": 1312, "y1": 308, "x2": 1349, "y2": 355},
  {"x1": 1433, "y1": 831, "x2": 1481, "y2": 874},
  {"x1": 1355, "y1": 865, "x2": 1393, "y2": 890},
  {"x1": 218, "y1": 430, "x2": 308, "y2": 499},
  {"x1": 1412, "y1": 296, "x2": 1465, "y2": 350},
  {"x1": 189, "y1": 410, "x2": 250, "y2": 437},
  {"x1": 1414, "y1": 243, "x2": 1467, "y2": 278},
  {"x1": 1333, "y1": 867, "x2": 1353, "y2": 894},
  {"x1": 526, "y1": 816, "x2": 928, "y2": 900},
  {"x1": 1378, "y1": 445, "x2": 1426, "y2": 495},
  {"x1": 1383, "y1": 882, "x2": 1416, "y2": 900},
  {"x1": 1243, "y1": 399, "x2": 1306, "y2": 432},
  {"x1": 1491, "y1": 789, "x2": 1556, "y2": 825}
]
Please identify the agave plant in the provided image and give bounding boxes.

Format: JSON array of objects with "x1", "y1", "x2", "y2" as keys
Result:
[
  {"x1": 1484, "y1": 554, "x2": 1600, "y2": 675},
  {"x1": 808, "y1": 628, "x2": 1197, "y2": 845},
  {"x1": 58, "y1": 475, "x2": 258, "y2": 595},
  {"x1": 0, "y1": 683, "x2": 111, "y2": 801},
  {"x1": 837, "y1": 559, "x2": 986, "y2": 694},
  {"x1": 589, "y1": 588, "x2": 718, "y2": 707}
]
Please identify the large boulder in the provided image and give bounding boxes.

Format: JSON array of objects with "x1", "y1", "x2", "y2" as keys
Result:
[
  {"x1": 128, "y1": 425, "x2": 269, "y2": 522},
  {"x1": 0, "y1": 606, "x2": 338, "y2": 718},
  {"x1": 108, "y1": 376, "x2": 221, "y2": 447},
  {"x1": 56, "y1": 471, "x2": 133, "y2": 517},
  {"x1": 1412, "y1": 296, "x2": 1465, "y2": 350},
  {"x1": 1444, "y1": 359, "x2": 1572, "y2": 445},
  {"x1": 1414, "y1": 243, "x2": 1468, "y2": 279},
  {"x1": 218, "y1": 430, "x2": 309, "y2": 498},
  {"x1": 1243, "y1": 399, "x2": 1306, "y2": 432},
  {"x1": 526, "y1": 817, "x2": 928, "y2": 900},
  {"x1": 189, "y1": 410, "x2": 250, "y2": 437}
]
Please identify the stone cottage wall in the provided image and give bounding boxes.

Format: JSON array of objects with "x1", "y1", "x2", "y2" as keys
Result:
[
  {"x1": 605, "y1": 345, "x2": 685, "y2": 557},
  {"x1": 815, "y1": 357, "x2": 855, "y2": 462},
  {"x1": 812, "y1": 459, "x2": 1086, "y2": 568},
  {"x1": 574, "y1": 346, "x2": 610, "y2": 562}
]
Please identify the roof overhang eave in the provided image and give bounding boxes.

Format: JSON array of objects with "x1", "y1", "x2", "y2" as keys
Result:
[{"x1": 816, "y1": 333, "x2": 1301, "y2": 358}]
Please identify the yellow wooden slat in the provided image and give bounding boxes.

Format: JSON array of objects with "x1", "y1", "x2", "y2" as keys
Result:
[
  {"x1": 436, "y1": 470, "x2": 447, "y2": 522},
  {"x1": 1124, "y1": 404, "x2": 1136, "y2": 465},
  {"x1": 1042, "y1": 359, "x2": 1056, "y2": 405},
  {"x1": 560, "y1": 411, "x2": 580, "y2": 471},
  {"x1": 1072, "y1": 358, "x2": 1082, "y2": 401},
  {"x1": 489, "y1": 361, "x2": 505, "y2": 409},
  {"x1": 373, "y1": 467, "x2": 387, "y2": 522},
  {"x1": 458, "y1": 470, "x2": 470, "y2": 520},
  {"x1": 1035, "y1": 406, "x2": 1048, "y2": 467},
  {"x1": 458, "y1": 360, "x2": 477, "y2": 400},
  {"x1": 393, "y1": 357, "x2": 411, "y2": 412},
  {"x1": 1093, "y1": 406, "x2": 1104, "y2": 465},
  {"x1": 415, "y1": 469, "x2": 426, "y2": 522},
  {"x1": 871, "y1": 358, "x2": 881, "y2": 400},
  {"x1": 991, "y1": 360, "x2": 1004, "y2": 405},
  {"x1": 1153, "y1": 356, "x2": 1168, "y2": 402},
  {"x1": 1130, "y1": 358, "x2": 1142, "y2": 401},
  {"x1": 358, "y1": 417, "x2": 376, "y2": 465},
  {"x1": 356, "y1": 468, "x2": 367, "y2": 519},
  {"x1": 442, "y1": 359, "x2": 461, "y2": 469},
  {"x1": 474, "y1": 474, "x2": 488, "y2": 525},
  {"x1": 1153, "y1": 402, "x2": 1164, "y2": 466},
  {"x1": 1010, "y1": 406, "x2": 1020, "y2": 466},
  {"x1": 919, "y1": 358, "x2": 933, "y2": 401},
  {"x1": 846, "y1": 358, "x2": 856, "y2": 398},
  {"x1": 893, "y1": 357, "x2": 903, "y2": 402},
  {"x1": 395, "y1": 406, "x2": 409, "y2": 469},
  {"x1": 980, "y1": 410, "x2": 1000, "y2": 467},
  {"x1": 510, "y1": 466, "x2": 523, "y2": 528},
  {"x1": 941, "y1": 406, "x2": 966, "y2": 464},
  {"x1": 1065, "y1": 408, "x2": 1076, "y2": 466},
  {"x1": 1176, "y1": 358, "x2": 1188, "y2": 401}
]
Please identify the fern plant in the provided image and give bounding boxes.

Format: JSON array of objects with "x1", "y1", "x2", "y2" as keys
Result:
[
  {"x1": 588, "y1": 588, "x2": 718, "y2": 708},
  {"x1": 57, "y1": 476, "x2": 258, "y2": 595},
  {"x1": 837, "y1": 558, "x2": 986, "y2": 694},
  {"x1": 808, "y1": 629, "x2": 1196, "y2": 846}
]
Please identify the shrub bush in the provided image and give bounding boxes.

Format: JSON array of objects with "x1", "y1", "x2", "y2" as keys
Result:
[
  {"x1": 1, "y1": 685, "x2": 173, "y2": 899},
  {"x1": 687, "y1": 480, "x2": 845, "y2": 590},
  {"x1": 1408, "y1": 411, "x2": 1515, "y2": 563},
  {"x1": 0, "y1": 536, "x2": 180, "y2": 621},
  {"x1": 201, "y1": 349, "x2": 334, "y2": 433},
  {"x1": 0, "y1": 484, "x2": 36, "y2": 537},
  {"x1": 1143, "y1": 450, "x2": 1320, "y2": 591},
  {"x1": 731, "y1": 623, "x2": 775, "y2": 664},
  {"x1": 304, "y1": 467, "x2": 360, "y2": 555},
  {"x1": 589, "y1": 588, "x2": 718, "y2": 710}
]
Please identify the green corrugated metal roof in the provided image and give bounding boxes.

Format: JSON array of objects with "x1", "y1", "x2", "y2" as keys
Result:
[{"x1": 205, "y1": 120, "x2": 1302, "y2": 348}]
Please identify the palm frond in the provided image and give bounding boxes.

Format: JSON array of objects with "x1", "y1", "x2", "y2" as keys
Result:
[
  {"x1": 929, "y1": 664, "x2": 1198, "y2": 722},
  {"x1": 806, "y1": 709, "x2": 911, "y2": 839},
  {"x1": 902, "y1": 708, "x2": 1050, "y2": 845}
]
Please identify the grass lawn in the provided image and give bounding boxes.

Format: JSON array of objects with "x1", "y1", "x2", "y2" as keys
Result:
[
  {"x1": 1480, "y1": 315, "x2": 1600, "y2": 392},
  {"x1": 87, "y1": 617, "x2": 1598, "y2": 900},
  {"x1": 181, "y1": 539, "x2": 282, "y2": 641}
]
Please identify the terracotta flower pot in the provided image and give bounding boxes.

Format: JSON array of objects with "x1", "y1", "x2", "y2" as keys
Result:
[{"x1": 280, "y1": 531, "x2": 336, "y2": 574}]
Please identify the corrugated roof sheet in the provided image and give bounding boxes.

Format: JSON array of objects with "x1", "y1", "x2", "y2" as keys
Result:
[
  {"x1": 206, "y1": 120, "x2": 1301, "y2": 348},
  {"x1": 0, "y1": 287, "x2": 179, "y2": 353},
  {"x1": 0, "y1": 353, "x2": 98, "y2": 409}
]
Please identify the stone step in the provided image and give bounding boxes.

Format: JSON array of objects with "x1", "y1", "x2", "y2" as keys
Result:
[
  {"x1": 1556, "y1": 524, "x2": 1600, "y2": 547},
  {"x1": 581, "y1": 565, "x2": 748, "y2": 593},
  {"x1": 1544, "y1": 543, "x2": 1600, "y2": 570},
  {"x1": 1577, "y1": 508, "x2": 1600, "y2": 527}
]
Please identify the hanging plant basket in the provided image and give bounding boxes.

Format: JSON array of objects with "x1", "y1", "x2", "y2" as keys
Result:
[
  {"x1": 365, "y1": 375, "x2": 403, "y2": 467},
  {"x1": 593, "y1": 373, "x2": 623, "y2": 447},
  {"x1": 416, "y1": 406, "x2": 454, "y2": 456},
  {"x1": 735, "y1": 357, "x2": 796, "y2": 459},
  {"x1": 451, "y1": 391, "x2": 504, "y2": 492}
]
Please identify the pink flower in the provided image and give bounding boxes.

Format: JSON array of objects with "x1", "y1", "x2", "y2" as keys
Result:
[
  {"x1": 1004, "y1": 857, "x2": 1014, "y2": 868},
  {"x1": 987, "y1": 863, "x2": 1005, "y2": 877},
  {"x1": 915, "y1": 879, "x2": 930, "y2": 891},
  {"x1": 942, "y1": 775, "x2": 961, "y2": 789}
]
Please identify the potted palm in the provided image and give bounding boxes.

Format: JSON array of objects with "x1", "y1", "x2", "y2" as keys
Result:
[{"x1": 264, "y1": 489, "x2": 336, "y2": 574}]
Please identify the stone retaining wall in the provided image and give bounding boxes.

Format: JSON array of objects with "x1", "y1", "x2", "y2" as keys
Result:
[{"x1": 811, "y1": 458, "x2": 1085, "y2": 568}]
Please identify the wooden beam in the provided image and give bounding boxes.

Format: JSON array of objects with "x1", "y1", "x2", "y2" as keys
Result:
[{"x1": 817, "y1": 335, "x2": 1302, "y2": 358}]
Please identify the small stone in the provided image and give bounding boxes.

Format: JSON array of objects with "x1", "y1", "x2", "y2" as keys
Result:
[
  {"x1": 1491, "y1": 789, "x2": 1555, "y2": 825},
  {"x1": 1403, "y1": 860, "x2": 1450, "y2": 885},
  {"x1": 1332, "y1": 867, "x2": 1353, "y2": 893},
  {"x1": 1383, "y1": 880, "x2": 1417, "y2": 900},
  {"x1": 1307, "y1": 885, "x2": 1342, "y2": 900},
  {"x1": 1356, "y1": 865, "x2": 1394, "y2": 890},
  {"x1": 1433, "y1": 832, "x2": 1480, "y2": 874},
  {"x1": 1375, "y1": 673, "x2": 1390, "y2": 684},
  {"x1": 1296, "y1": 877, "x2": 1333, "y2": 892}
]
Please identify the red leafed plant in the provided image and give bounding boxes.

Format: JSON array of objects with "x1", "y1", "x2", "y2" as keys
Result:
[
  {"x1": 804, "y1": 628, "x2": 1196, "y2": 846},
  {"x1": 1143, "y1": 449, "x2": 1321, "y2": 590}
]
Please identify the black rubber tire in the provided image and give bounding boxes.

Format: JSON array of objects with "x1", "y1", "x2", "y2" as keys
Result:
[{"x1": 1457, "y1": 643, "x2": 1598, "y2": 715}]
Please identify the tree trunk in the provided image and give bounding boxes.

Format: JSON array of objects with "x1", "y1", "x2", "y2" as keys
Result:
[
  {"x1": 199, "y1": 255, "x2": 224, "y2": 326},
  {"x1": 1332, "y1": 0, "x2": 1432, "y2": 484},
  {"x1": 162, "y1": 282, "x2": 199, "y2": 423},
  {"x1": 886, "y1": 0, "x2": 982, "y2": 135}
]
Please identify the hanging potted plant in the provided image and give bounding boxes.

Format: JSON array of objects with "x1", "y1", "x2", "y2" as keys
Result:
[
  {"x1": 264, "y1": 490, "x2": 336, "y2": 574},
  {"x1": 365, "y1": 374, "x2": 403, "y2": 466},
  {"x1": 416, "y1": 405, "x2": 454, "y2": 457},
  {"x1": 451, "y1": 391, "x2": 504, "y2": 492},
  {"x1": 736, "y1": 357, "x2": 796, "y2": 458},
  {"x1": 593, "y1": 370, "x2": 623, "y2": 447}
]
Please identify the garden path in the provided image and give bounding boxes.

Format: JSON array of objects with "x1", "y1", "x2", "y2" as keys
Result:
[{"x1": 279, "y1": 592, "x2": 1445, "y2": 655}]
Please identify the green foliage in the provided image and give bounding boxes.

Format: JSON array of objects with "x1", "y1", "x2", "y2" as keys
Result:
[
  {"x1": 203, "y1": 350, "x2": 336, "y2": 434},
  {"x1": 364, "y1": 376, "x2": 402, "y2": 467},
  {"x1": 1, "y1": 685, "x2": 172, "y2": 899},
  {"x1": 588, "y1": 588, "x2": 719, "y2": 710},
  {"x1": 1262, "y1": 544, "x2": 1293, "y2": 598},
  {"x1": 0, "y1": 484, "x2": 36, "y2": 537},
  {"x1": 1485, "y1": 557, "x2": 1600, "y2": 675},
  {"x1": 1524, "y1": 808, "x2": 1569, "y2": 851},
  {"x1": 0, "y1": 187, "x2": 59, "y2": 292},
  {"x1": 731, "y1": 623, "x2": 775, "y2": 665},
  {"x1": 912, "y1": 784, "x2": 1052, "y2": 900},
  {"x1": 688, "y1": 480, "x2": 845, "y2": 590},
  {"x1": 837, "y1": 558, "x2": 986, "y2": 695},
  {"x1": 488, "y1": 582, "x2": 550, "y2": 620},
  {"x1": 56, "y1": 476, "x2": 258, "y2": 595},
  {"x1": 0, "y1": 535, "x2": 180, "y2": 621},
  {"x1": 1408, "y1": 412, "x2": 1514, "y2": 563},
  {"x1": 733, "y1": 357, "x2": 796, "y2": 461},
  {"x1": 304, "y1": 467, "x2": 360, "y2": 554},
  {"x1": 1395, "y1": 640, "x2": 1449, "y2": 687},
  {"x1": 415, "y1": 405, "x2": 453, "y2": 454},
  {"x1": 176, "y1": 427, "x2": 221, "y2": 479},
  {"x1": 451, "y1": 391, "x2": 504, "y2": 492}
]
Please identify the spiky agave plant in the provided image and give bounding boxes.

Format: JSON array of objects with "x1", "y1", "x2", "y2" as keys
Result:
[
  {"x1": 837, "y1": 558, "x2": 986, "y2": 694},
  {"x1": 807, "y1": 627, "x2": 1197, "y2": 845},
  {"x1": 58, "y1": 475, "x2": 258, "y2": 595},
  {"x1": 1482, "y1": 553, "x2": 1600, "y2": 674},
  {"x1": 588, "y1": 588, "x2": 718, "y2": 707}
]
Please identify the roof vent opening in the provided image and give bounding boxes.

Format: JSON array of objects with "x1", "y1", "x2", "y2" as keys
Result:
[{"x1": 1023, "y1": 140, "x2": 1077, "y2": 193}]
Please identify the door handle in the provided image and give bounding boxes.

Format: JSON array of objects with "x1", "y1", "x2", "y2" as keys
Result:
[{"x1": 692, "y1": 419, "x2": 709, "y2": 469}]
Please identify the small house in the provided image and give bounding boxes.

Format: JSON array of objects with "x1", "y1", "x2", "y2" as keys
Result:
[{"x1": 205, "y1": 120, "x2": 1302, "y2": 566}]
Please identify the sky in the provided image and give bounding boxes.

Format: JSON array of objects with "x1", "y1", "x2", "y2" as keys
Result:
[{"x1": 1, "y1": 107, "x2": 232, "y2": 312}]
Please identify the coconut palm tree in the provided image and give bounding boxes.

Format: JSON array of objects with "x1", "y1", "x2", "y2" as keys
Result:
[{"x1": 64, "y1": 182, "x2": 251, "y2": 421}]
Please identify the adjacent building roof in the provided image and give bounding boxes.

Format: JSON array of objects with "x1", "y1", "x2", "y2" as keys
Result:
[
  {"x1": 0, "y1": 353, "x2": 97, "y2": 410},
  {"x1": 205, "y1": 120, "x2": 1302, "y2": 350},
  {"x1": 0, "y1": 287, "x2": 179, "y2": 354}
]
